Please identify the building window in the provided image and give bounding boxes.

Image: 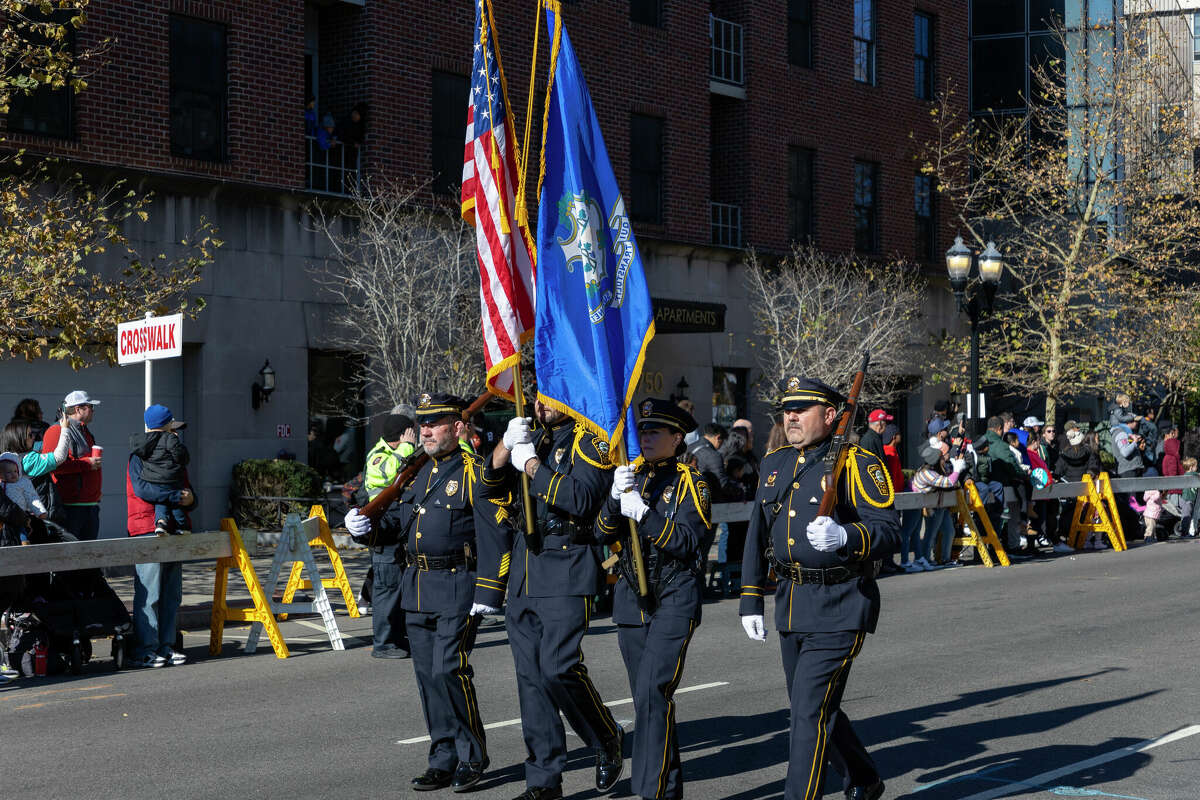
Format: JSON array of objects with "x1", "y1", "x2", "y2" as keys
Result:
[
  {"x1": 631, "y1": 0, "x2": 662, "y2": 27},
  {"x1": 6, "y1": 9, "x2": 75, "y2": 139},
  {"x1": 914, "y1": 173, "x2": 935, "y2": 262},
  {"x1": 787, "y1": 147, "x2": 815, "y2": 243},
  {"x1": 788, "y1": 0, "x2": 813, "y2": 68},
  {"x1": 853, "y1": 160, "x2": 880, "y2": 253},
  {"x1": 853, "y1": 0, "x2": 875, "y2": 84},
  {"x1": 169, "y1": 16, "x2": 227, "y2": 161},
  {"x1": 630, "y1": 114, "x2": 663, "y2": 224},
  {"x1": 1193, "y1": 12, "x2": 1200, "y2": 62},
  {"x1": 431, "y1": 71, "x2": 470, "y2": 197},
  {"x1": 914, "y1": 12, "x2": 933, "y2": 100}
]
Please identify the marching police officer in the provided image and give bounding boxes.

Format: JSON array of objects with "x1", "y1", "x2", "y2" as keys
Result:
[
  {"x1": 739, "y1": 377, "x2": 899, "y2": 800},
  {"x1": 487, "y1": 398, "x2": 624, "y2": 800},
  {"x1": 361, "y1": 413, "x2": 417, "y2": 658},
  {"x1": 345, "y1": 393, "x2": 511, "y2": 793},
  {"x1": 597, "y1": 398, "x2": 711, "y2": 800}
]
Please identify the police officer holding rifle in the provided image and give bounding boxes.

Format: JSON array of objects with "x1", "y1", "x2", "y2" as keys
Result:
[
  {"x1": 345, "y1": 392, "x2": 512, "y2": 793},
  {"x1": 739, "y1": 362, "x2": 899, "y2": 800}
]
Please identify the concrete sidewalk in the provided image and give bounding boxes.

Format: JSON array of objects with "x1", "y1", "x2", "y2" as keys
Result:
[{"x1": 105, "y1": 544, "x2": 373, "y2": 629}]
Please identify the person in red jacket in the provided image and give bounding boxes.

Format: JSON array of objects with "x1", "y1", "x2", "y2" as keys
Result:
[
  {"x1": 126, "y1": 408, "x2": 195, "y2": 669},
  {"x1": 41, "y1": 390, "x2": 103, "y2": 540}
]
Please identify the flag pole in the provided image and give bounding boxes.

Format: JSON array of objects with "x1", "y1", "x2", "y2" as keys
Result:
[
  {"x1": 615, "y1": 438, "x2": 651, "y2": 602},
  {"x1": 516, "y1": 0, "x2": 542, "y2": 226},
  {"x1": 513, "y1": 363, "x2": 537, "y2": 539}
]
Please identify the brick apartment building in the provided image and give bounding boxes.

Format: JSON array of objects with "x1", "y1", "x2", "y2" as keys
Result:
[{"x1": 2, "y1": 0, "x2": 965, "y2": 534}]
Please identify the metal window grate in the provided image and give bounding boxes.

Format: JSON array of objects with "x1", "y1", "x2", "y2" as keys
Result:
[
  {"x1": 710, "y1": 15, "x2": 744, "y2": 86},
  {"x1": 306, "y1": 136, "x2": 361, "y2": 195},
  {"x1": 711, "y1": 202, "x2": 743, "y2": 247}
]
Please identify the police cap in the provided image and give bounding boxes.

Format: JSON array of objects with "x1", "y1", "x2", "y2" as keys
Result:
[
  {"x1": 778, "y1": 376, "x2": 845, "y2": 411},
  {"x1": 414, "y1": 392, "x2": 467, "y2": 424},
  {"x1": 635, "y1": 397, "x2": 697, "y2": 435}
]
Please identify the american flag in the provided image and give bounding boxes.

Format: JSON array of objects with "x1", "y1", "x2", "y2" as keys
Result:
[{"x1": 461, "y1": 0, "x2": 535, "y2": 400}]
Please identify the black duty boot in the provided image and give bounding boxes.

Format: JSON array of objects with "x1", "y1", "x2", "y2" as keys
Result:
[
  {"x1": 845, "y1": 778, "x2": 885, "y2": 800},
  {"x1": 595, "y1": 726, "x2": 625, "y2": 792},
  {"x1": 451, "y1": 757, "x2": 489, "y2": 792},
  {"x1": 412, "y1": 767, "x2": 453, "y2": 791}
]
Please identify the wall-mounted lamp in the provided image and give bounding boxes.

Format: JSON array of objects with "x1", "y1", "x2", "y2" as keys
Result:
[
  {"x1": 669, "y1": 376, "x2": 690, "y2": 404},
  {"x1": 252, "y1": 359, "x2": 276, "y2": 410}
]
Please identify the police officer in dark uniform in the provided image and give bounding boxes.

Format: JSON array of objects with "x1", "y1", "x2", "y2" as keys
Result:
[
  {"x1": 344, "y1": 393, "x2": 512, "y2": 793},
  {"x1": 739, "y1": 377, "x2": 899, "y2": 800},
  {"x1": 486, "y1": 398, "x2": 624, "y2": 800},
  {"x1": 597, "y1": 398, "x2": 711, "y2": 800}
]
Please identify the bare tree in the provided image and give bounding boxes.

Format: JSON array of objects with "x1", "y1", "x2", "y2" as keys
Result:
[
  {"x1": 307, "y1": 180, "x2": 484, "y2": 417},
  {"x1": 744, "y1": 247, "x2": 926, "y2": 405},
  {"x1": 921, "y1": 8, "x2": 1200, "y2": 421}
]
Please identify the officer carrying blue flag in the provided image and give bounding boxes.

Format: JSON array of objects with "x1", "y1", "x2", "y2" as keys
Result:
[{"x1": 483, "y1": 1, "x2": 658, "y2": 797}]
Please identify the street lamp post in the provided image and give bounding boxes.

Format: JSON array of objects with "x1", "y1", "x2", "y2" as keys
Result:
[{"x1": 946, "y1": 236, "x2": 1004, "y2": 424}]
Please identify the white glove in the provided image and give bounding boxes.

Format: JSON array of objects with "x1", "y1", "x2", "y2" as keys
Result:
[
  {"x1": 470, "y1": 603, "x2": 499, "y2": 616},
  {"x1": 951, "y1": 457, "x2": 967, "y2": 473},
  {"x1": 741, "y1": 614, "x2": 767, "y2": 641},
  {"x1": 344, "y1": 508, "x2": 371, "y2": 537},
  {"x1": 806, "y1": 516, "x2": 848, "y2": 552},
  {"x1": 619, "y1": 491, "x2": 649, "y2": 522},
  {"x1": 510, "y1": 441, "x2": 537, "y2": 472},
  {"x1": 611, "y1": 465, "x2": 636, "y2": 499},
  {"x1": 503, "y1": 417, "x2": 532, "y2": 450}
]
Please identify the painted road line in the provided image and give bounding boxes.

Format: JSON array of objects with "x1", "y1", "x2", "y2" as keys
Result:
[
  {"x1": 0, "y1": 683, "x2": 115, "y2": 703},
  {"x1": 943, "y1": 724, "x2": 1200, "y2": 800},
  {"x1": 396, "y1": 681, "x2": 731, "y2": 744},
  {"x1": 14, "y1": 693, "x2": 128, "y2": 711}
]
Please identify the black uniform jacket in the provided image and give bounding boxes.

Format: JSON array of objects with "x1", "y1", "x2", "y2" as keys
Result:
[
  {"x1": 481, "y1": 420, "x2": 613, "y2": 598},
  {"x1": 739, "y1": 440, "x2": 900, "y2": 634},
  {"x1": 378, "y1": 446, "x2": 511, "y2": 613},
  {"x1": 597, "y1": 457, "x2": 712, "y2": 626}
]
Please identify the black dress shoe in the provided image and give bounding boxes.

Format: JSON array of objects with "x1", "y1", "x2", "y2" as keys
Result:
[
  {"x1": 412, "y1": 768, "x2": 453, "y2": 791},
  {"x1": 511, "y1": 787, "x2": 563, "y2": 800},
  {"x1": 595, "y1": 726, "x2": 625, "y2": 792},
  {"x1": 845, "y1": 778, "x2": 885, "y2": 800},
  {"x1": 451, "y1": 758, "x2": 489, "y2": 793}
]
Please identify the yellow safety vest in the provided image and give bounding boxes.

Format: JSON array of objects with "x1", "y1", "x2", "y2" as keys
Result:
[{"x1": 364, "y1": 438, "x2": 415, "y2": 499}]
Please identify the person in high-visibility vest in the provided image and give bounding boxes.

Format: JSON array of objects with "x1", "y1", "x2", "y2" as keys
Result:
[{"x1": 362, "y1": 413, "x2": 417, "y2": 658}]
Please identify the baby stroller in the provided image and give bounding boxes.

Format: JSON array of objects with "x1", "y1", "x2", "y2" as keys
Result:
[{"x1": 2, "y1": 521, "x2": 133, "y2": 675}]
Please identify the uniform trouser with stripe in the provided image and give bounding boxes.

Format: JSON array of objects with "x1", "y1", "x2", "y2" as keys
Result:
[
  {"x1": 507, "y1": 592, "x2": 622, "y2": 788},
  {"x1": 407, "y1": 610, "x2": 486, "y2": 771},
  {"x1": 780, "y1": 630, "x2": 878, "y2": 800},
  {"x1": 617, "y1": 616, "x2": 698, "y2": 800}
]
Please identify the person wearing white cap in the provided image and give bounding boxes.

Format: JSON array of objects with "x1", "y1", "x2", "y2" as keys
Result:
[{"x1": 39, "y1": 390, "x2": 103, "y2": 540}]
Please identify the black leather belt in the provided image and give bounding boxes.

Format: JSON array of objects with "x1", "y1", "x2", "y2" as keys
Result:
[
  {"x1": 405, "y1": 551, "x2": 470, "y2": 571},
  {"x1": 770, "y1": 558, "x2": 863, "y2": 586}
]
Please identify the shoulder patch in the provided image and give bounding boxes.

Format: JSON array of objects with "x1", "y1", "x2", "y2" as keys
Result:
[
  {"x1": 572, "y1": 427, "x2": 614, "y2": 469},
  {"x1": 849, "y1": 447, "x2": 894, "y2": 508}
]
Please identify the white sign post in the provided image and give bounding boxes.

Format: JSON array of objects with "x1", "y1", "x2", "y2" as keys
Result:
[{"x1": 117, "y1": 312, "x2": 183, "y2": 410}]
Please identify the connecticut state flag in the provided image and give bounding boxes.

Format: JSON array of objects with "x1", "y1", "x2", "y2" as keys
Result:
[{"x1": 535, "y1": 0, "x2": 655, "y2": 459}]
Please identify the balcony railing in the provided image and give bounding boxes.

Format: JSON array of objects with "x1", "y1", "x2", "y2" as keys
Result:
[
  {"x1": 306, "y1": 136, "x2": 361, "y2": 195},
  {"x1": 710, "y1": 15, "x2": 744, "y2": 86},
  {"x1": 711, "y1": 202, "x2": 742, "y2": 248}
]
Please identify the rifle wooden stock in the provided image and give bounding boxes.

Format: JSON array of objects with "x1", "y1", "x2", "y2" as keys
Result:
[
  {"x1": 817, "y1": 353, "x2": 870, "y2": 518},
  {"x1": 359, "y1": 391, "x2": 494, "y2": 521}
]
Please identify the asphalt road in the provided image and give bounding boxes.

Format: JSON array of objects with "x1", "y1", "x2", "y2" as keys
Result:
[{"x1": 4, "y1": 539, "x2": 1199, "y2": 800}]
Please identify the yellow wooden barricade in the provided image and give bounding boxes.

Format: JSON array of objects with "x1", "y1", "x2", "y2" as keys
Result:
[
  {"x1": 951, "y1": 480, "x2": 1011, "y2": 567},
  {"x1": 278, "y1": 505, "x2": 361, "y2": 620},
  {"x1": 1065, "y1": 473, "x2": 1127, "y2": 551},
  {"x1": 210, "y1": 518, "x2": 290, "y2": 658}
]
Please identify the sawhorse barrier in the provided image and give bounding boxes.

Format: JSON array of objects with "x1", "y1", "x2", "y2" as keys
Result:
[
  {"x1": 894, "y1": 482, "x2": 1010, "y2": 567},
  {"x1": 278, "y1": 505, "x2": 360, "y2": 621}
]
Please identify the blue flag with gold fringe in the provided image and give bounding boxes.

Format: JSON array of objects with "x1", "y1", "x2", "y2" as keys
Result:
[{"x1": 534, "y1": 1, "x2": 655, "y2": 459}]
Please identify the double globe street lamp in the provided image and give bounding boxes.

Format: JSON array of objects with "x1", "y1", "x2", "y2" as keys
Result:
[{"x1": 945, "y1": 235, "x2": 1004, "y2": 424}]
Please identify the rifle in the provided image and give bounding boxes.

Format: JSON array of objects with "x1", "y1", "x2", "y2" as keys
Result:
[
  {"x1": 359, "y1": 391, "x2": 494, "y2": 521},
  {"x1": 817, "y1": 352, "x2": 870, "y2": 517}
]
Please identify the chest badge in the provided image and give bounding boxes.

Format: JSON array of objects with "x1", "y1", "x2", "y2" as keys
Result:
[
  {"x1": 820, "y1": 474, "x2": 828, "y2": 492},
  {"x1": 662, "y1": 485, "x2": 674, "y2": 503},
  {"x1": 445, "y1": 480, "x2": 460, "y2": 496},
  {"x1": 554, "y1": 447, "x2": 566, "y2": 464},
  {"x1": 765, "y1": 471, "x2": 778, "y2": 488}
]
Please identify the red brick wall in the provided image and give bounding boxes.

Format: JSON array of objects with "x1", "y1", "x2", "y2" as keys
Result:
[
  {"x1": 6, "y1": 0, "x2": 305, "y2": 188},
  {"x1": 6, "y1": 0, "x2": 965, "y2": 260}
]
